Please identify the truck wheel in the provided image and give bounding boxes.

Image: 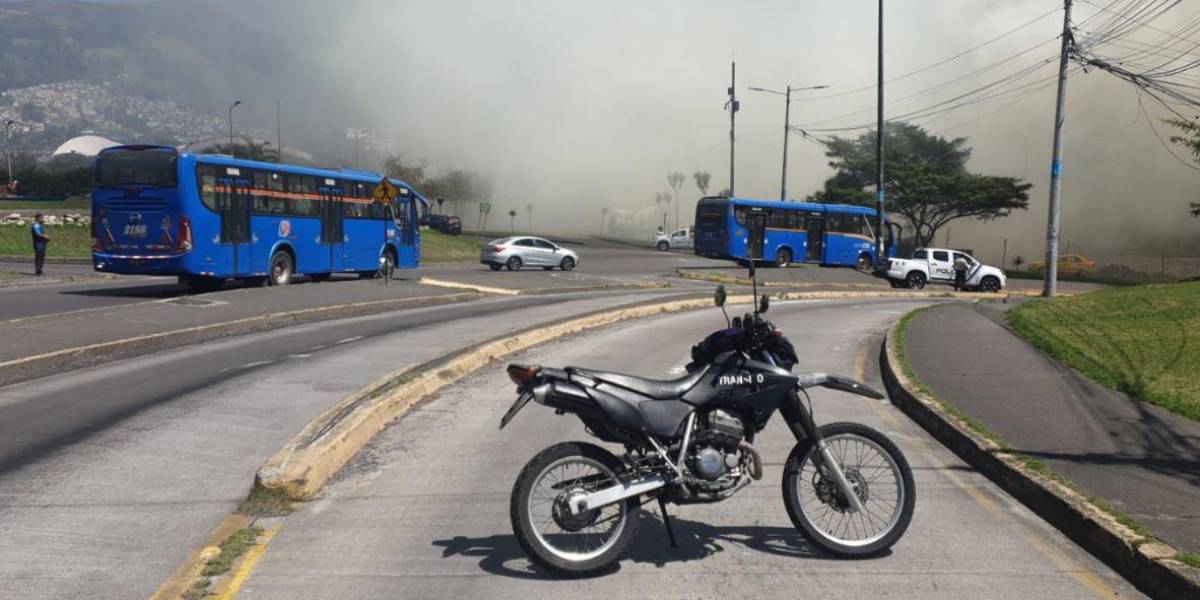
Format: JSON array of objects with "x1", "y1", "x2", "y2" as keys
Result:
[
  {"x1": 857, "y1": 253, "x2": 872, "y2": 271},
  {"x1": 980, "y1": 276, "x2": 1001, "y2": 293},
  {"x1": 657, "y1": 241, "x2": 669, "y2": 252},
  {"x1": 905, "y1": 271, "x2": 926, "y2": 290}
]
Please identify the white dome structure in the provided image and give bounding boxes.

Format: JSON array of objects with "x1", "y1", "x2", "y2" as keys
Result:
[{"x1": 53, "y1": 135, "x2": 121, "y2": 157}]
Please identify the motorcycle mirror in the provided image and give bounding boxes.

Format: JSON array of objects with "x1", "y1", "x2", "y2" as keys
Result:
[
  {"x1": 759, "y1": 293, "x2": 770, "y2": 314},
  {"x1": 714, "y1": 285, "x2": 727, "y2": 307}
]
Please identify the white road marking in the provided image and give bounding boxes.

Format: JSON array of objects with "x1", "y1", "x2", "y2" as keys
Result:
[
  {"x1": 335, "y1": 336, "x2": 364, "y2": 345},
  {"x1": 286, "y1": 353, "x2": 312, "y2": 359}
]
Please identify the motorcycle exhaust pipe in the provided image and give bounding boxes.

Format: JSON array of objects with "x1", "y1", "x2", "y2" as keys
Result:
[
  {"x1": 570, "y1": 474, "x2": 669, "y2": 515},
  {"x1": 739, "y1": 441, "x2": 763, "y2": 481}
]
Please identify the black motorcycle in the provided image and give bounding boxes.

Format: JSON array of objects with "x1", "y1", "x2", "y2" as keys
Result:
[{"x1": 499, "y1": 265, "x2": 915, "y2": 576}]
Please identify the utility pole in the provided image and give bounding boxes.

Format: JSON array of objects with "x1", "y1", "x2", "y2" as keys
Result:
[
  {"x1": 4, "y1": 120, "x2": 14, "y2": 187},
  {"x1": 749, "y1": 84, "x2": 828, "y2": 200},
  {"x1": 1043, "y1": 0, "x2": 1074, "y2": 297},
  {"x1": 874, "y1": 0, "x2": 885, "y2": 264},
  {"x1": 725, "y1": 62, "x2": 739, "y2": 197},
  {"x1": 276, "y1": 100, "x2": 282, "y2": 163}
]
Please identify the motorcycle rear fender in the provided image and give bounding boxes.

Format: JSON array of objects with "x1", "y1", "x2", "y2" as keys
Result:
[{"x1": 795, "y1": 372, "x2": 885, "y2": 399}]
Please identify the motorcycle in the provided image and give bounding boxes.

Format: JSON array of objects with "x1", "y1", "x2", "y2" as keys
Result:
[{"x1": 498, "y1": 263, "x2": 915, "y2": 576}]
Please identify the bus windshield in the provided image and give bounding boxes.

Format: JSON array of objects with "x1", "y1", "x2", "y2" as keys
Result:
[{"x1": 95, "y1": 148, "x2": 178, "y2": 188}]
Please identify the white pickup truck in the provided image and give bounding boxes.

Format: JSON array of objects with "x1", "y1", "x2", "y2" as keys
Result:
[
  {"x1": 881, "y1": 248, "x2": 1006, "y2": 292},
  {"x1": 654, "y1": 227, "x2": 693, "y2": 251}
]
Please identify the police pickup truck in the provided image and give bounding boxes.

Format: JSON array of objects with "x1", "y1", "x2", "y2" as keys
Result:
[
  {"x1": 879, "y1": 248, "x2": 1006, "y2": 292},
  {"x1": 654, "y1": 227, "x2": 693, "y2": 251}
]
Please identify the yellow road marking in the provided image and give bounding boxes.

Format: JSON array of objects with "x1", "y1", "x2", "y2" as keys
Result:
[
  {"x1": 855, "y1": 338, "x2": 1120, "y2": 599},
  {"x1": 210, "y1": 524, "x2": 280, "y2": 600}
]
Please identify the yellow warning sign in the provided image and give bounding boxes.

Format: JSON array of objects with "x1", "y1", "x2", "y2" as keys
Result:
[{"x1": 373, "y1": 178, "x2": 399, "y2": 204}]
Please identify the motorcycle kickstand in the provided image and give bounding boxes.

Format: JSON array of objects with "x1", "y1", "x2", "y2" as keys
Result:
[{"x1": 656, "y1": 495, "x2": 678, "y2": 548}]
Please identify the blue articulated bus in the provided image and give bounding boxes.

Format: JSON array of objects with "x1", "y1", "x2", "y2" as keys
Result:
[
  {"x1": 91, "y1": 145, "x2": 425, "y2": 290},
  {"x1": 693, "y1": 196, "x2": 898, "y2": 268}
]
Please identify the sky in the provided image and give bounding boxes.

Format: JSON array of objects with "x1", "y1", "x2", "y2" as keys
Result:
[{"x1": 266, "y1": 0, "x2": 1199, "y2": 263}]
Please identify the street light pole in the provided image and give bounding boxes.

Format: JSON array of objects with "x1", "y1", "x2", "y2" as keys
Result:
[
  {"x1": 874, "y1": 0, "x2": 885, "y2": 263},
  {"x1": 4, "y1": 120, "x2": 14, "y2": 187},
  {"x1": 726, "y1": 62, "x2": 739, "y2": 197},
  {"x1": 228, "y1": 100, "x2": 241, "y2": 158},
  {"x1": 748, "y1": 84, "x2": 829, "y2": 201}
]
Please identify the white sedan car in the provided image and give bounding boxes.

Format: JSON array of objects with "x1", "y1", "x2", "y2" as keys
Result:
[{"x1": 481, "y1": 237, "x2": 579, "y2": 271}]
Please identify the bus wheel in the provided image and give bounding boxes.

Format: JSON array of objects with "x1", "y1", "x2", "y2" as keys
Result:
[
  {"x1": 269, "y1": 251, "x2": 294, "y2": 286},
  {"x1": 857, "y1": 253, "x2": 872, "y2": 271},
  {"x1": 775, "y1": 248, "x2": 792, "y2": 268},
  {"x1": 905, "y1": 271, "x2": 926, "y2": 290},
  {"x1": 507, "y1": 256, "x2": 523, "y2": 271}
]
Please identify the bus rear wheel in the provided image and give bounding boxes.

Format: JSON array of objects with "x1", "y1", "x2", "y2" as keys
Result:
[
  {"x1": 775, "y1": 248, "x2": 792, "y2": 268},
  {"x1": 269, "y1": 251, "x2": 294, "y2": 286}
]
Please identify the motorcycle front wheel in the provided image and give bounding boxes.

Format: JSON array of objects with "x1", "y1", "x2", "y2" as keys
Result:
[
  {"x1": 782, "y1": 422, "x2": 915, "y2": 557},
  {"x1": 510, "y1": 442, "x2": 639, "y2": 576}
]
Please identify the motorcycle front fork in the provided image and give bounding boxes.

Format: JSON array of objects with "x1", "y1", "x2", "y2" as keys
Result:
[{"x1": 780, "y1": 390, "x2": 866, "y2": 514}]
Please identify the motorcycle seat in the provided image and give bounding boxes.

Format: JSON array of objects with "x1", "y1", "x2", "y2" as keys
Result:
[{"x1": 566, "y1": 366, "x2": 706, "y2": 400}]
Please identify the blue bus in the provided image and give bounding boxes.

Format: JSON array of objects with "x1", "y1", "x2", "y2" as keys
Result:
[
  {"x1": 90, "y1": 145, "x2": 425, "y2": 290},
  {"x1": 693, "y1": 196, "x2": 898, "y2": 269}
]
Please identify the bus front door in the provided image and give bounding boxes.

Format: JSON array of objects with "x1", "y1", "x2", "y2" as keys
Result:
[
  {"x1": 747, "y1": 211, "x2": 766, "y2": 260},
  {"x1": 320, "y1": 189, "x2": 345, "y2": 272},
  {"x1": 806, "y1": 215, "x2": 825, "y2": 262},
  {"x1": 219, "y1": 177, "x2": 252, "y2": 275}
]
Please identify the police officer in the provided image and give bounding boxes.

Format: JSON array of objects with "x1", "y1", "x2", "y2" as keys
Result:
[
  {"x1": 953, "y1": 253, "x2": 969, "y2": 291},
  {"x1": 31, "y1": 212, "x2": 50, "y2": 276}
]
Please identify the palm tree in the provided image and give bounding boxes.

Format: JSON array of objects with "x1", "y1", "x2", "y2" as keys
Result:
[
  {"x1": 508, "y1": 209, "x2": 517, "y2": 233},
  {"x1": 525, "y1": 203, "x2": 534, "y2": 231},
  {"x1": 667, "y1": 172, "x2": 685, "y2": 230},
  {"x1": 693, "y1": 171, "x2": 711, "y2": 196},
  {"x1": 1012, "y1": 256, "x2": 1025, "y2": 272}
]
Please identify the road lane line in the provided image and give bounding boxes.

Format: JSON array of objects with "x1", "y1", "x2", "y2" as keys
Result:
[
  {"x1": 855, "y1": 339, "x2": 1121, "y2": 599},
  {"x1": 210, "y1": 524, "x2": 280, "y2": 600},
  {"x1": 335, "y1": 336, "x2": 363, "y2": 345}
]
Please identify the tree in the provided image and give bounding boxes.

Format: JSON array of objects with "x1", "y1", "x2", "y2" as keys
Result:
[
  {"x1": 214, "y1": 139, "x2": 279, "y2": 162},
  {"x1": 1165, "y1": 118, "x2": 1200, "y2": 217},
  {"x1": 667, "y1": 171, "x2": 685, "y2": 230},
  {"x1": 654, "y1": 192, "x2": 667, "y2": 232},
  {"x1": 693, "y1": 171, "x2": 711, "y2": 196},
  {"x1": 508, "y1": 209, "x2": 517, "y2": 233},
  {"x1": 717, "y1": 187, "x2": 731, "y2": 198},
  {"x1": 525, "y1": 203, "x2": 534, "y2": 231},
  {"x1": 817, "y1": 122, "x2": 1031, "y2": 247},
  {"x1": 1012, "y1": 255, "x2": 1025, "y2": 271}
]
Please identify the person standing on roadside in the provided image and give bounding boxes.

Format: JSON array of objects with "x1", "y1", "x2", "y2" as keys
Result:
[
  {"x1": 953, "y1": 253, "x2": 969, "y2": 291},
  {"x1": 31, "y1": 213, "x2": 50, "y2": 276}
]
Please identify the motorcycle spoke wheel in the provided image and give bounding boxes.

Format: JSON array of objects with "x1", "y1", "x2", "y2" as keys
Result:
[
  {"x1": 527, "y1": 457, "x2": 627, "y2": 562},
  {"x1": 797, "y1": 434, "x2": 903, "y2": 546}
]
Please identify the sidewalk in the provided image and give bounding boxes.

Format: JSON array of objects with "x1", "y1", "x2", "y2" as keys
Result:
[{"x1": 903, "y1": 302, "x2": 1200, "y2": 554}]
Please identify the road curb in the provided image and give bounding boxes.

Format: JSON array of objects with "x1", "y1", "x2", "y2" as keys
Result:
[
  {"x1": 0, "y1": 292, "x2": 479, "y2": 387},
  {"x1": 417, "y1": 276, "x2": 668, "y2": 296},
  {"x1": 0, "y1": 255, "x2": 91, "y2": 265},
  {"x1": 879, "y1": 313, "x2": 1200, "y2": 600}
]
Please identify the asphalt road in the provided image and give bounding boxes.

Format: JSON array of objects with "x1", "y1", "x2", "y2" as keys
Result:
[
  {"x1": 239, "y1": 299, "x2": 1143, "y2": 600},
  {"x1": 0, "y1": 289, "x2": 684, "y2": 600}
]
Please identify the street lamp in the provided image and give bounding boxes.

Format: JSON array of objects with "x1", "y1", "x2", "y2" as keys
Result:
[
  {"x1": 748, "y1": 84, "x2": 829, "y2": 200},
  {"x1": 228, "y1": 100, "x2": 242, "y2": 157},
  {"x1": 4, "y1": 120, "x2": 14, "y2": 188}
]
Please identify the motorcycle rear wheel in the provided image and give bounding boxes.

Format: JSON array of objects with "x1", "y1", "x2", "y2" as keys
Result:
[
  {"x1": 782, "y1": 422, "x2": 915, "y2": 557},
  {"x1": 511, "y1": 442, "x2": 639, "y2": 576}
]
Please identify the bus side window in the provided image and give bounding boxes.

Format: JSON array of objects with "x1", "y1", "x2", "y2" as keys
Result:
[{"x1": 197, "y1": 164, "x2": 219, "y2": 210}]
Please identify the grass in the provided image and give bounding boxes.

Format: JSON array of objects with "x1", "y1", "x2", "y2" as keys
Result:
[
  {"x1": 1007, "y1": 281, "x2": 1200, "y2": 422},
  {"x1": 422, "y1": 229, "x2": 481, "y2": 263},
  {"x1": 0, "y1": 223, "x2": 92, "y2": 258},
  {"x1": 895, "y1": 305, "x2": 1163, "y2": 547},
  {"x1": 200, "y1": 526, "x2": 264, "y2": 577},
  {"x1": 0, "y1": 195, "x2": 91, "y2": 210},
  {"x1": 1179, "y1": 550, "x2": 1200, "y2": 569},
  {"x1": 237, "y1": 484, "x2": 293, "y2": 517}
]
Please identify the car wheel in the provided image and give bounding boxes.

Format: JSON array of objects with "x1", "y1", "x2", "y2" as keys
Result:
[
  {"x1": 489, "y1": 263, "x2": 503, "y2": 271},
  {"x1": 905, "y1": 271, "x2": 926, "y2": 290},
  {"x1": 269, "y1": 251, "x2": 293, "y2": 286},
  {"x1": 775, "y1": 248, "x2": 792, "y2": 268},
  {"x1": 657, "y1": 241, "x2": 669, "y2": 252},
  {"x1": 507, "y1": 256, "x2": 523, "y2": 271},
  {"x1": 560, "y1": 257, "x2": 576, "y2": 271},
  {"x1": 980, "y1": 276, "x2": 1001, "y2": 293}
]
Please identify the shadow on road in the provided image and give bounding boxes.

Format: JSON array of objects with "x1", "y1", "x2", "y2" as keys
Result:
[{"x1": 432, "y1": 514, "x2": 879, "y2": 579}]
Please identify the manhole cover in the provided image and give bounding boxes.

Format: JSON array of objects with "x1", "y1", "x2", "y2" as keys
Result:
[{"x1": 165, "y1": 297, "x2": 219, "y2": 307}]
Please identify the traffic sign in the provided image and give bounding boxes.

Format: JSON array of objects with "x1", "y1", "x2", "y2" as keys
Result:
[{"x1": 373, "y1": 178, "x2": 399, "y2": 204}]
